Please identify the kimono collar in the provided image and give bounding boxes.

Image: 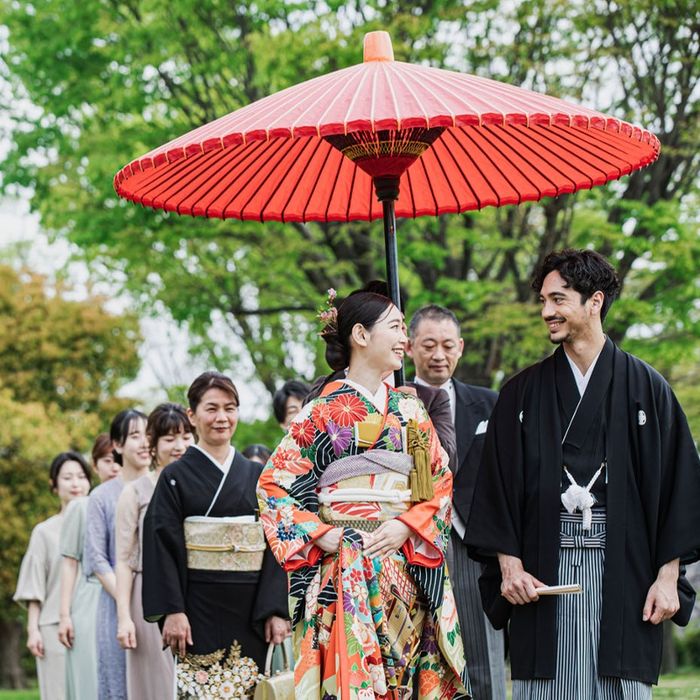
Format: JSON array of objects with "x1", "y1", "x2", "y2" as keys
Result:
[
  {"x1": 341, "y1": 379, "x2": 388, "y2": 413},
  {"x1": 554, "y1": 337, "x2": 615, "y2": 450},
  {"x1": 193, "y1": 443, "x2": 236, "y2": 475}
]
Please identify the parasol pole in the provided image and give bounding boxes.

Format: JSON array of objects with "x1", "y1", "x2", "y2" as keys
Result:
[{"x1": 374, "y1": 175, "x2": 404, "y2": 387}]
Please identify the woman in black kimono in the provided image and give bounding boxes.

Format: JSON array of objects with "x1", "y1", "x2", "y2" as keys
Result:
[{"x1": 142, "y1": 371, "x2": 289, "y2": 698}]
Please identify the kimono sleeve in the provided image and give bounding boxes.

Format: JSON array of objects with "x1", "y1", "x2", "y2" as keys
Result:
[
  {"x1": 257, "y1": 404, "x2": 332, "y2": 572},
  {"x1": 14, "y1": 523, "x2": 48, "y2": 606},
  {"x1": 115, "y1": 482, "x2": 140, "y2": 570},
  {"x1": 651, "y1": 380, "x2": 700, "y2": 569},
  {"x1": 60, "y1": 498, "x2": 85, "y2": 561},
  {"x1": 396, "y1": 399, "x2": 452, "y2": 568},
  {"x1": 465, "y1": 378, "x2": 525, "y2": 562},
  {"x1": 83, "y1": 491, "x2": 112, "y2": 578},
  {"x1": 142, "y1": 470, "x2": 188, "y2": 621},
  {"x1": 251, "y1": 547, "x2": 291, "y2": 632}
]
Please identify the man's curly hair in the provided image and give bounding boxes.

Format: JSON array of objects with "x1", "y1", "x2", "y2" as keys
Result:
[{"x1": 531, "y1": 249, "x2": 621, "y2": 321}]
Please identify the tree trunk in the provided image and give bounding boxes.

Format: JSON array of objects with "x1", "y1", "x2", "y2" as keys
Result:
[{"x1": 0, "y1": 618, "x2": 27, "y2": 688}]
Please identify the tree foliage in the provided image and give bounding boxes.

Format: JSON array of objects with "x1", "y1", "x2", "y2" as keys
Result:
[
  {"x1": 0, "y1": 0, "x2": 698, "y2": 430},
  {"x1": 0, "y1": 264, "x2": 140, "y2": 685}
]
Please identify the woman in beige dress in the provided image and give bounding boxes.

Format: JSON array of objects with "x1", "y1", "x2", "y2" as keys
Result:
[
  {"x1": 14, "y1": 452, "x2": 92, "y2": 700},
  {"x1": 115, "y1": 403, "x2": 194, "y2": 699}
]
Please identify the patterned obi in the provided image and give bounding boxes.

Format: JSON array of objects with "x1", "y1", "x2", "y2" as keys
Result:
[
  {"x1": 317, "y1": 450, "x2": 413, "y2": 532},
  {"x1": 183, "y1": 516, "x2": 266, "y2": 572}
]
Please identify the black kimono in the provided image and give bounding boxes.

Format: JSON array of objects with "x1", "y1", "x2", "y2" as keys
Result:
[
  {"x1": 142, "y1": 446, "x2": 288, "y2": 669},
  {"x1": 466, "y1": 338, "x2": 700, "y2": 684}
]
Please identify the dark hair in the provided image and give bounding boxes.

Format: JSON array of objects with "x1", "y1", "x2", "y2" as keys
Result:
[
  {"x1": 187, "y1": 371, "x2": 239, "y2": 411},
  {"x1": 242, "y1": 444, "x2": 272, "y2": 463},
  {"x1": 91, "y1": 433, "x2": 113, "y2": 466},
  {"x1": 321, "y1": 291, "x2": 394, "y2": 371},
  {"x1": 531, "y1": 249, "x2": 621, "y2": 321},
  {"x1": 408, "y1": 304, "x2": 460, "y2": 339},
  {"x1": 356, "y1": 279, "x2": 406, "y2": 309},
  {"x1": 109, "y1": 409, "x2": 147, "y2": 465},
  {"x1": 272, "y1": 380, "x2": 310, "y2": 423},
  {"x1": 147, "y1": 403, "x2": 193, "y2": 463},
  {"x1": 49, "y1": 451, "x2": 92, "y2": 490}
]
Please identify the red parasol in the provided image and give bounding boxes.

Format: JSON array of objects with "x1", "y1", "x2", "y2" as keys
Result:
[{"x1": 115, "y1": 31, "x2": 659, "y2": 383}]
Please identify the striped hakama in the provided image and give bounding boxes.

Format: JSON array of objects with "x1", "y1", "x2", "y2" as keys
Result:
[{"x1": 513, "y1": 511, "x2": 652, "y2": 700}]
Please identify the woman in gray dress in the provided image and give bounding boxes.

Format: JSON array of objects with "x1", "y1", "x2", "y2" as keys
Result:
[
  {"x1": 116, "y1": 403, "x2": 194, "y2": 699},
  {"x1": 58, "y1": 434, "x2": 121, "y2": 700},
  {"x1": 14, "y1": 452, "x2": 92, "y2": 700},
  {"x1": 84, "y1": 409, "x2": 150, "y2": 700}
]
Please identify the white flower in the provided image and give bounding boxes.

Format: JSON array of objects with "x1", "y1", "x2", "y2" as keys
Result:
[
  {"x1": 398, "y1": 397, "x2": 420, "y2": 421},
  {"x1": 369, "y1": 663, "x2": 387, "y2": 693},
  {"x1": 273, "y1": 468, "x2": 295, "y2": 489},
  {"x1": 305, "y1": 571, "x2": 321, "y2": 620}
]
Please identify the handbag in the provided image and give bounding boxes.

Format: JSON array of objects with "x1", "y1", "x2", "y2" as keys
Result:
[{"x1": 253, "y1": 640, "x2": 294, "y2": 700}]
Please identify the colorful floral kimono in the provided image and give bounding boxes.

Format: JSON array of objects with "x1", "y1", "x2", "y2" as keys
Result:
[{"x1": 257, "y1": 380, "x2": 470, "y2": 700}]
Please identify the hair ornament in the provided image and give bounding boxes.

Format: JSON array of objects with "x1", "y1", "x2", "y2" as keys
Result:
[{"x1": 317, "y1": 288, "x2": 338, "y2": 336}]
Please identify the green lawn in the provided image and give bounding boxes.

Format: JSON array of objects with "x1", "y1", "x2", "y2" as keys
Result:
[{"x1": 2, "y1": 668, "x2": 699, "y2": 699}]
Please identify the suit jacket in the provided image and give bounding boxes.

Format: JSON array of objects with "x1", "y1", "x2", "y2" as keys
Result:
[
  {"x1": 305, "y1": 372, "x2": 457, "y2": 470},
  {"x1": 451, "y1": 379, "x2": 498, "y2": 537}
]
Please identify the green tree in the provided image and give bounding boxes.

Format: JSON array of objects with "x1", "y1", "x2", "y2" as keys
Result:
[
  {"x1": 1, "y1": 0, "x2": 697, "y2": 428},
  {"x1": 0, "y1": 264, "x2": 141, "y2": 688}
]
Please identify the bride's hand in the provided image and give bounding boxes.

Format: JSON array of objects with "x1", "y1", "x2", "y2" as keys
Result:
[
  {"x1": 316, "y1": 528, "x2": 343, "y2": 553},
  {"x1": 363, "y1": 520, "x2": 411, "y2": 559}
]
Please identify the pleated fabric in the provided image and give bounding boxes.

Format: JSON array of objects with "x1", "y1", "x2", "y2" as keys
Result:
[
  {"x1": 512, "y1": 511, "x2": 652, "y2": 700},
  {"x1": 446, "y1": 531, "x2": 506, "y2": 699}
]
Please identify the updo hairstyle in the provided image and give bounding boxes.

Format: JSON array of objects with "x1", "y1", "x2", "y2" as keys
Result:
[
  {"x1": 187, "y1": 371, "x2": 239, "y2": 412},
  {"x1": 321, "y1": 291, "x2": 394, "y2": 371}
]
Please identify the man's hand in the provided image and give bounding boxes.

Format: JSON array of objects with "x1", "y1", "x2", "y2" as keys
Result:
[
  {"x1": 58, "y1": 615, "x2": 74, "y2": 649},
  {"x1": 643, "y1": 559, "x2": 680, "y2": 624},
  {"x1": 363, "y1": 520, "x2": 411, "y2": 560},
  {"x1": 27, "y1": 628, "x2": 44, "y2": 658},
  {"x1": 498, "y1": 553, "x2": 545, "y2": 605},
  {"x1": 117, "y1": 616, "x2": 137, "y2": 649},
  {"x1": 162, "y1": 612, "x2": 193, "y2": 658},
  {"x1": 316, "y1": 528, "x2": 343, "y2": 554},
  {"x1": 264, "y1": 616, "x2": 291, "y2": 644}
]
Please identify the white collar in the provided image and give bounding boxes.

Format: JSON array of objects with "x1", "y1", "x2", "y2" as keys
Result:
[
  {"x1": 414, "y1": 376, "x2": 453, "y2": 394},
  {"x1": 414, "y1": 376, "x2": 456, "y2": 421},
  {"x1": 564, "y1": 349, "x2": 602, "y2": 397},
  {"x1": 193, "y1": 444, "x2": 236, "y2": 475},
  {"x1": 342, "y1": 379, "x2": 388, "y2": 413}
]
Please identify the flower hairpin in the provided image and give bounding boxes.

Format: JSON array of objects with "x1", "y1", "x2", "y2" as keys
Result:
[{"x1": 317, "y1": 288, "x2": 338, "y2": 335}]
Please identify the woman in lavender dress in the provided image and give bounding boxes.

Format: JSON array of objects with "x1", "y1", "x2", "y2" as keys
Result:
[{"x1": 84, "y1": 409, "x2": 149, "y2": 700}]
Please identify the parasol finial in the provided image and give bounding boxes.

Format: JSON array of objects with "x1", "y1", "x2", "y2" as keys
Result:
[{"x1": 363, "y1": 31, "x2": 394, "y2": 62}]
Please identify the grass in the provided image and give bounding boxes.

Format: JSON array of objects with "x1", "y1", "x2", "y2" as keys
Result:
[
  {"x1": 1, "y1": 668, "x2": 699, "y2": 699},
  {"x1": 501, "y1": 667, "x2": 700, "y2": 699}
]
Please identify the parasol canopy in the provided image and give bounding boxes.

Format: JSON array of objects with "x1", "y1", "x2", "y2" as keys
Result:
[
  {"x1": 115, "y1": 32, "x2": 659, "y2": 223},
  {"x1": 115, "y1": 30, "x2": 660, "y2": 385}
]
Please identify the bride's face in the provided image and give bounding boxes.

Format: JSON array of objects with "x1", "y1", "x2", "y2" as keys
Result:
[{"x1": 355, "y1": 304, "x2": 407, "y2": 373}]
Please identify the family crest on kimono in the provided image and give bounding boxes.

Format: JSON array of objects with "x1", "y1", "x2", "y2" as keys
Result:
[
  {"x1": 14, "y1": 452, "x2": 92, "y2": 700},
  {"x1": 142, "y1": 372, "x2": 289, "y2": 700},
  {"x1": 258, "y1": 291, "x2": 470, "y2": 700},
  {"x1": 467, "y1": 249, "x2": 700, "y2": 700}
]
